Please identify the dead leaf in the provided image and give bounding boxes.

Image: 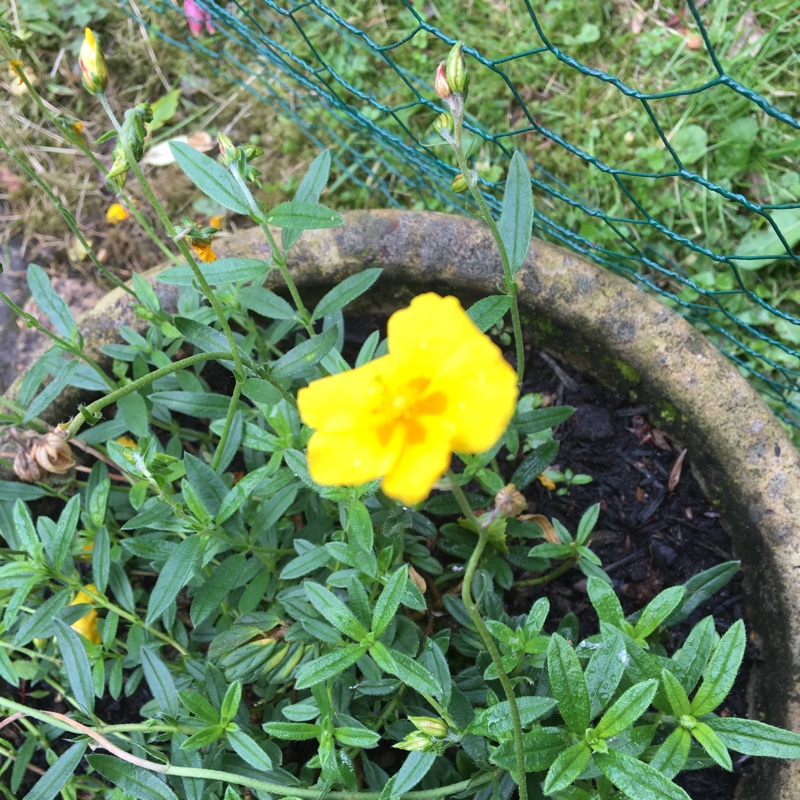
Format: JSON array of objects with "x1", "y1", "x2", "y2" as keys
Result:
[
  {"x1": 668, "y1": 448, "x2": 688, "y2": 492},
  {"x1": 527, "y1": 514, "x2": 559, "y2": 543},
  {"x1": 140, "y1": 131, "x2": 215, "y2": 166},
  {"x1": 636, "y1": 485, "x2": 647, "y2": 503},
  {"x1": 728, "y1": 10, "x2": 765, "y2": 59},
  {"x1": 650, "y1": 428, "x2": 672, "y2": 451},
  {"x1": 409, "y1": 566, "x2": 427, "y2": 594}
]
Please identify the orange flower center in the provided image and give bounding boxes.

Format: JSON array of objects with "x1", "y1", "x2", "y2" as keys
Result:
[{"x1": 374, "y1": 376, "x2": 447, "y2": 446}]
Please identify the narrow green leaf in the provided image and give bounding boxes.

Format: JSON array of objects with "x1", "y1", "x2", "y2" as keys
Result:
[
  {"x1": 27, "y1": 264, "x2": 76, "y2": 339},
  {"x1": 542, "y1": 741, "x2": 591, "y2": 795},
  {"x1": 595, "y1": 749, "x2": 690, "y2": 800},
  {"x1": 263, "y1": 721, "x2": 323, "y2": 740},
  {"x1": 371, "y1": 565, "x2": 408, "y2": 636},
  {"x1": 174, "y1": 317, "x2": 237, "y2": 358},
  {"x1": 312, "y1": 268, "x2": 382, "y2": 321},
  {"x1": 283, "y1": 150, "x2": 332, "y2": 250},
  {"x1": 13, "y1": 590, "x2": 70, "y2": 646},
  {"x1": 547, "y1": 633, "x2": 590, "y2": 733},
  {"x1": 585, "y1": 632, "x2": 626, "y2": 718},
  {"x1": 671, "y1": 616, "x2": 715, "y2": 693},
  {"x1": 706, "y1": 716, "x2": 800, "y2": 759},
  {"x1": 587, "y1": 576, "x2": 625, "y2": 627},
  {"x1": 171, "y1": 735, "x2": 204, "y2": 800},
  {"x1": 170, "y1": 142, "x2": 250, "y2": 214},
  {"x1": 511, "y1": 440, "x2": 559, "y2": 490},
  {"x1": 220, "y1": 681, "x2": 242, "y2": 724},
  {"x1": 25, "y1": 360, "x2": 79, "y2": 422},
  {"x1": 661, "y1": 668, "x2": 691, "y2": 717},
  {"x1": 334, "y1": 726, "x2": 381, "y2": 748},
  {"x1": 23, "y1": 741, "x2": 87, "y2": 800},
  {"x1": 141, "y1": 646, "x2": 179, "y2": 717},
  {"x1": 180, "y1": 690, "x2": 220, "y2": 724},
  {"x1": 575, "y1": 503, "x2": 600, "y2": 547},
  {"x1": 666, "y1": 562, "x2": 740, "y2": 626},
  {"x1": 649, "y1": 726, "x2": 691, "y2": 779},
  {"x1": 272, "y1": 326, "x2": 339, "y2": 379},
  {"x1": 227, "y1": 728, "x2": 275, "y2": 771},
  {"x1": 596, "y1": 679, "x2": 658, "y2": 738},
  {"x1": 391, "y1": 751, "x2": 436, "y2": 795},
  {"x1": 469, "y1": 697, "x2": 556, "y2": 737},
  {"x1": 294, "y1": 644, "x2": 367, "y2": 689},
  {"x1": 369, "y1": 641, "x2": 441, "y2": 695},
  {"x1": 305, "y1": 581, "x2": 368, "y2": 640},
  {"x1": 265, "y1": 201, "x2": 344, "y2": 230},
  {"x1": 499, "y1": 151, "x2": 534, "y2": 274},
  {"x1": 466, "y1": 295, "x2": 513, "y2": 332},
  {"x1": 347, "y1": 501, "x2": 374, "y2": 554},
  {"x1": 692, "y1": 721, "x2": 732, "y2": 771},
  {"x1": 150, "y1": 391, "x2": 240, "y2": 419},
  {"x1": 241, "y1": 378, "x2": 283, "y2": 405},
  {"x1": 239, "y1": 286, "x2": 297, "y2": 320},
  {"x1": 513, "y1": 405, "x2": 575, "y2": 435},
  {"x1": 158, "y1": 258, "x2": 271, "y2": 287},
  {"x1": 190, "y1": 553, "x2": 247, "y2": 627},
  {"x1": 87, "y1": 754, "x2": 180, "y2": 800},
  {"x1": 53, "y1": 619, "x2": 94, "y2": 714},
  {"x1": 634, "y1": 587, "x2": 686, "y2": 640},
  {"x1": 145, "y1": 535, "x2": 204, "y2": 626},
  {"x1": 50, "y1": 494, "x2": 80, "y2": 569},
  {"x1": 690, "y1": 620, "x2": 746, "y2": 717}
]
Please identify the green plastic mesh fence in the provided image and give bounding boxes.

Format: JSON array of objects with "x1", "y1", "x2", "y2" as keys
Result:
[{"x1": 122, "y1": 0, "x2": 800, "y2": 430}]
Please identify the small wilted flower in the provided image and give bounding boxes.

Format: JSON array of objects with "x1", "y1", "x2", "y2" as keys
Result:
[
  {"x1": 538, "y1": 472, "x2": 557, "y2": 490},
  {"x1": 445, "y1": 42, "x2": 468, "y2": 94},
  {"x1": 494, "y1": 483, "x2": 527, "y2": 517},
  {"x1": 434, "y1": 62, "x2": 451, "y2": 100},
  {"x1": 451, "y1": 173, "x2": 469, "y2": 193},
  {"x1": 191, "y1": 239, "x2": 217, "y2": 263},
  {"x1": 178, "y1": 217, "x2": 220, "y2": 264},
  {"x1": 105, "y1": 203, "x2": 129, "y2": 224},
  {"x1": 184, "y1": 0, "x2": 216, "y2": 37},
  {"x1": 12, "y1": 430, "x2": 76, "y2": 482},
  {"x1": 79, "y1": 28, "x2": 109, "y2": 96}
]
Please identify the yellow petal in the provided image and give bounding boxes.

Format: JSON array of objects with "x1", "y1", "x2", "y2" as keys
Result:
[
  {"x1": 381, "y1": 416, "x2": 455, "y2": 506},
  {"x1": 431, "y1": 334, "x2": 518, "y2": 453},
  {"x1": 387, "y1": 294, "x2": 482, "y2": 375},
  {"x1": 71, "y1": 610, "x2": 101, "y2": 645},
  {"x1": 306, "y1": 425, "x2": 402, "y2": 487},
  {"x1": 298, "y1": 356, "x2": 390, "y2": 433}
]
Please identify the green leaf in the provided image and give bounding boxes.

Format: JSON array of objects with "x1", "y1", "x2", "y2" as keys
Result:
[
  {"x1": 469, "y1": 696, "x2": 556, "y2": 737},
  {"x1": 148, "y1": 89, "x2": 181, "y2": 133},
  {"x1": 312, "y1": 268, "x2": 382, "y2": 321},
  {"x1": 158, "y1": 257, "x2": 272, "y2": 286},
  {"x1": 575, "y1": 503, "x2": 600, "y2": 547},
  {"x1": 171, "y1": 735, "x2": 204, "y2": 800},
  {"x1": 491, "y1": 728, "x2": 567, "y2": 772},
  {"x1": 239, "y1": 286, "x2": 297, "y2": 320},
  {"x1": 596, "y1": 679, "x2": 658, "y2": 739},
  {"x1": 180, "y1": 690, "x2": 220, "y2": 724},
  {"x1": 371, "y1": 565, "x2": 408, "y2": 636},
  {"x1": 170, "y1": 142, "x2": 250, "y2": 214},
  {"x1": 87, "y1": 754, "x2": 180, "y2": 800},
  {"x1": 272, "y1": 326, "x2": 339, "y2": 379},
  {"x1": 182, "y1": 725, "x2": 225, "y2": 750},
  {"x1": 283, "y1": 150, "x2": 332, "y2": 250},
  {"x1": 689, "y1": 620, "x2": 746, "y2": 717},
  {"x1": 263, "y1": 721, "x2": 323, "y2": 740},
  {"x1": 145, "y1": 535, "x2": 204, "y2": 626},
  {"x1": 671, "y1": 124, "x2": 708, "y2": 166},
  {"x1": 661, "y1": 668, "x2": 691, "y2": 717},
  {"x1": 595, "y1": 749, "x2": 690, "y2": 800},
  {"x1": 141, "y1": 646, "x2": 179, "y2": 717},
  {"x1": 49, "y1": 494, "x2": 80, "y2": 569},
  {"x1": 227, "y1": 728, "x2": 275, "y2": 771},
  {"x1": 27, "y1": 264, "x2": 76, "y2": 339},
  {"x1": 388, "y1": 751, "x2": 436, "y2": 796},
  {"x1": 634, "y1": 586, "x2": 686, "y2": 640},
  {"x1": 666, "y1": 562, "x2": 739, "y2": 626},
  {"x1": 543, "y1": 741, "x2": 591, "y2": 795},
  {"x1": 691, "y1": 721, "x2": 732, "y2": 771},
  {"x1": 279, "y1": 545, "x2": 331, "y2": 580},
  {"x1": 220, "y1": 681, "x2": 242, "y2": 724},
  {"x1": 174, "y1": 317, "x2": 237, "y2": 359},
  {"x1": 305, "y1": 581, "x2": 368, "y2": 640},
  {"x1": 14, "y1": 590, "x2": 70, "y2": 646},
  {"x1": 513, "y1": 405, "x2": 574, "y2": 435},
  {"x1": 0, "y1": 482, "x2": 46, "y2": 502},
  {"x1": 241, "y1": 378, "x2": 283, "y2": 405},
  {"x1": 150, "y1": 391, "x2": 241, "y2": 419},
  {"x1": 511, "y1": 440, "x2": 560, "y2": 490},
  {"x1": 265, "y1": 201, "x2": 344, "y2": 230},
  {"x1": 585, "y1": 632, "x2": 626, "y2": 718},
  {"x1": 347, "y1": 501, "x2": 374, "y2": 554},
  {"x1": 717, "y1": 117, "x2": 758, "y2": 176},
  {"x1": 547, "y1": 633, "x2": 590, "y2": 733},
  {"x1": 25, "y1": 359, "x2": 79, "y2": 422},
  {"x1": 334, "y1": 726, "x2": 381, "y2": 748},
  {"x1": 53, "y1": 619, "x2": 94, "y2": 714},
  {"x1": 191, "y1": 553, "x2": 247, "y2": 627},
  {"x1": 649, "y1": 726, "x2": 691, "y2": 779},
  {"x1": 587, "y1": 576, "x2": 624, "y2": 627},
  {"x1": 466, "y1": 295, "x2": 513, "y2": 332},
  {"x1": 118, "y1": 392, "x2": 149, "y2": 438},
  {"x1": 23, "y1": 741, "x2": 87, "y2": 800},
  {"x1": 671, "y1": 616, "x2": 716, "y2": 693},
  {"x1": 706, "y1": 716, "x2": 800, "y2": 759},
  {"x1": 498, "y1": 151, "x2": 534, "y2": 274},
  {"x1": 369, "y1": 641, "x2": 441, "y2": 695},
  {"x1": 295, "y1": 644, "x2": 367, "y2": 689},
  {"x1": 732, "y1": 208, "x2": 800, "y2": 271}
]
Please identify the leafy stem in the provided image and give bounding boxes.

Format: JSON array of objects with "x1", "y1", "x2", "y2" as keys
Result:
[{"x1": 448, "y1": 471, "x2": 528, "y2": 800}]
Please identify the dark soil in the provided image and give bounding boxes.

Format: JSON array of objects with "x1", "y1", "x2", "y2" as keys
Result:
[{"x1": 515, "y1": 349, "x2": 749, "y2": 800}]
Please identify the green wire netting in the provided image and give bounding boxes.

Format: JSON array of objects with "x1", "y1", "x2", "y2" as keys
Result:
[{"x1": 122, "y1": 0, "x2": 800, "y2": 430}]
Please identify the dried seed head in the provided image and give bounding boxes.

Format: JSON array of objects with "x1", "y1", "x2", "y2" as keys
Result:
[
  {"x1": 31, "y1": 432, "x2": 76, "y2": 475},
  {"x1": 494, "y1": 483, "x2": 527, "y2": 517}
]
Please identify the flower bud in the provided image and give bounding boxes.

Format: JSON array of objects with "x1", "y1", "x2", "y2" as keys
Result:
[
  {"x1": 433, "y1": 112, "x2": 451, "y2": 134},
  {"x1": 79, "y1": 28, "x2": 109, "y2": 96},
  {"x1": 434, "y1": 62, "x2": 451, "y2": 99},
  {"x1": 394, "y1": 731, "x2": 432, "y2": 752},
  {"x1": 445, "y1": 42, "x2": 467, "y2": 94},
  {"x1": 451, "y1": 173, "x2": 469, "y2": 193},
  {"x1": 409, "y1": 716, "x2": 448, "y2": 739},
  {"x1": 494, "y1": 483, "x2": 527, "y2": 517},
  {"x1": 218, "y1": 132, "x2": 238, "y2": 165}
]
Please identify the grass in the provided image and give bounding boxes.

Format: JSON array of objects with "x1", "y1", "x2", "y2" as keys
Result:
[{"x1": 2, "y1": 0, "x2": 799, "y2": 427}]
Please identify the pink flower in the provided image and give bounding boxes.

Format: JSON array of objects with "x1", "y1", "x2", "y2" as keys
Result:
[{"x1": 184, "y1": 0, "x2": 215, "y2": 36}]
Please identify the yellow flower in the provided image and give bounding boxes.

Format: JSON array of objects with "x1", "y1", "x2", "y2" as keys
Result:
[
  {"x1": 70, "y1": 585, "x2": 102, "y2": 645},
  {"x1": 538, "y1": 471, "x2": 557, "y2": 490},
  {"x1": 105, "y1": 203, "x2": 129, "y2": 224},
  {"x1": 209, "y1": 214, "x2": 224, "y2": 230},
  {"x1": 79, "y1": 28, "x2": 108, "y2": 96},
  {"x1": 190, "y1": 239, "x2": 217, "y2": 263},
  {"x1": 298, "y1": 293, "x2": 518, "y2": 506}
]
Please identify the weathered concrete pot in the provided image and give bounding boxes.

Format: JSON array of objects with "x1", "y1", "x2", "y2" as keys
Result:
[{"x1": 10, "y1": 210, "x2": 800, "y2": 798}]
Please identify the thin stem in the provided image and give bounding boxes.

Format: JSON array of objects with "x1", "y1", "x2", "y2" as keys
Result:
[
  {"x1": 210, "y1": 380, "x2": 242, "y2": 471},
  {"x1": 449, "y1": 105, "x2": 526, "y2": 383},
  {"x1": 64, "y1": 350, "x2": 230, "y2": 438},
  {"x1": 448, "y1": 473, "x2": 528, "y2": 800},
  {"x1": 514, "y1": 558, "x2": 576, "y2": 588}
]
